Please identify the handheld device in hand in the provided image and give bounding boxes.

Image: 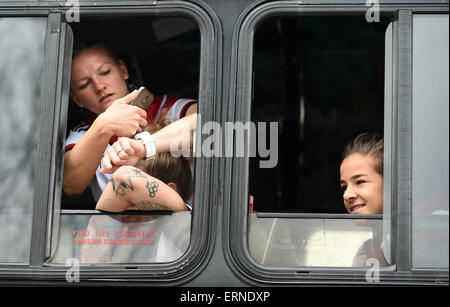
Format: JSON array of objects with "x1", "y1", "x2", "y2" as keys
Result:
[{"x1": 129, "y1": 87, "x2": 152, "y2": 110}]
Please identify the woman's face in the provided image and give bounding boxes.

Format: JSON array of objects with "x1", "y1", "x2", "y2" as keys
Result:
[
  {"x1": 70, "y1": 46, "x2": 129, "y2": 114},
  {"x1": 340, "y1": 153, "x2": 383, "y2": 214}
]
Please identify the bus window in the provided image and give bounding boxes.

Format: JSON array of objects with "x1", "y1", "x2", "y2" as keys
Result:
[
  {"x1": 50, "y1": 15, "x2": 200, "y2": 265},
  {"x1": 247, "y1": 15, "x2": 391, "y2": 268},
  {"x1": 0, "y1": 18, "x2": 46, "y2": 263}
]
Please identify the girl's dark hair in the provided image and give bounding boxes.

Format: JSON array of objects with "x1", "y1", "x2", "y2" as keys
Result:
[{"x1": 342, "y1": 132, "x2": 384, "y2": 176}]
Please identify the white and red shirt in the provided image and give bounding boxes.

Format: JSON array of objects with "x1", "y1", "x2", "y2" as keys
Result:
[{"x1": 65, "y1": 94, "x2": 196, "y2": 201}]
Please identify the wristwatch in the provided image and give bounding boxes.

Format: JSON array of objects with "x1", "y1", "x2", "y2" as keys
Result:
[{"x1": 134, "y1": 131, "x2": 157, "y2": 159}]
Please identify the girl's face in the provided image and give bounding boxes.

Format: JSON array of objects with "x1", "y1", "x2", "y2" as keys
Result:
[
  {"x1": 340, "y1": 153, "x2": 383, "y2": 214},
  {"x1": 70, "y1": 47, "x2": 129, "y2": 114}
]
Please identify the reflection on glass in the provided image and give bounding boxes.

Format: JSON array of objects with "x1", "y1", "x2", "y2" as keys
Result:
[
  {"x1": 0, "y1": 18, "x2": 46, "y2": 263},
  {"x1": 412, "y1": 15, "x2": 449, "y2": 269},
  {"x1": 412, "y1": 215, "x2": 448, "y2": 269},
  {"x1": 50, "y1": 211, "x2": 191, "y2": 264},
  {"x1": 248, "y1": 214, "x2": 387, "y2": 268}
]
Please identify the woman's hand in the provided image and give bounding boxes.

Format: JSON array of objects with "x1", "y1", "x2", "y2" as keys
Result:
[
  {"x1": 97, "y1": 90, "x2": 148, "y2": 138},
  {"x1": 63, "y1": 91, "x2": 149, "y2": 195},
  {"x1": 100, "y1": 137, "x2": 146, "y2": 174}
]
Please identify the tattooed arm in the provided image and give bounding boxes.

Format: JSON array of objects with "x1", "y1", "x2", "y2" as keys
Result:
[{"x1": 96, "y1": 166, "x2": 187, "y2": 212}]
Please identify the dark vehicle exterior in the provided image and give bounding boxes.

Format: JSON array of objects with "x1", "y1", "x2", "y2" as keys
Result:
[{"x1": 0, "y1": 0, "x2": 448, "y2": 289}]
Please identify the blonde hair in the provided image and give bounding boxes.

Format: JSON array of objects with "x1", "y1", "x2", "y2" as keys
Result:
[
  {"x1": 135, "y1": 120, "x2": 193, "y2": 202},
  {"x1": 72, "y1": 41, "x2": 119, "y2": 63}
]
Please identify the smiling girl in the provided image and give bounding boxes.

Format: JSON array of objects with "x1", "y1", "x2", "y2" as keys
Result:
[
  {"x1": 340, "y1": 132, "x2": 384, "y2": 215},
  {"x1": 340, "y1": 132, "x2": 387, "y2": 267}
]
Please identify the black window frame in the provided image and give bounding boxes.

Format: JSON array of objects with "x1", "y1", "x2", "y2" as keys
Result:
[
  {"x1": 0, "y1": 0, "x2": 221, "y2": 284},
  {"x1": 225, "y1": 1, "x2": 449, "y2": 285}
]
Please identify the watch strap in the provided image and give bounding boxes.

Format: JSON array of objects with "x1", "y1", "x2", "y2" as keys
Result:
[{"x1": 134, "y1": 131, "x2": 157, "y2": 159}]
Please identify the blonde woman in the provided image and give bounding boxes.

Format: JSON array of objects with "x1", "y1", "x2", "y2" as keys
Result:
[{"x1": 64, "y1": 41, "x2": 197, "y2": 201}]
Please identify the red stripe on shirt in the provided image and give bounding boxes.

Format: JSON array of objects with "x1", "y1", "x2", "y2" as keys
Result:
[{"x1": 179, "y1": 100, "x2": 196, "y2": 118}]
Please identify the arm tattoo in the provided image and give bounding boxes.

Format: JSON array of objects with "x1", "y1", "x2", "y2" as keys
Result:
[
  {"x1": 126, "y1": 167, "x2": 144, "y2": 175},
  {"x1": 110, "y1": 168, "x2": 147, "y2": 197},
  {"x1": 146, "y1": 181, "x2": 159, "y2": 198},
  {"x1": 137, "y1": 200, "x2": 170, "y2": 211},
  {"x1": 110, "y1": 168, "x2": 162, "y2": 210}
]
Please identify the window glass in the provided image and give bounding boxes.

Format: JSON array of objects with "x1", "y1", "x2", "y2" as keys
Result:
[
  {"x1": 0, "y1": 18, "x2": 46, "y2": 263},
  {"x1": 248, "y1": 16, "x2": 390, "y2": 268},
  {"x1": 50, "y1": 211, "x2": 190, "y2": 263},
  {"x1": 249, "y1": 214, "x2": 385, "y2": 267},
  {"x1": 412, "y1": 14, "x2": 449, "y2": 269}
]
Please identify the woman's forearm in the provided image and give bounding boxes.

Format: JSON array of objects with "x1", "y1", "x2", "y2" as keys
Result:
[
  {"x1": 63, "y1": 117, "x2": 113, "y2": 195},
  {"x1": 100, "y1": 114, "x2": 197, "y2": 174},
  {"x1": 153, "y1": 113, "x2": 197, "y2": 154},
  {"x1": 96, "y1": 166, "x2": 187, "y2": 212}
]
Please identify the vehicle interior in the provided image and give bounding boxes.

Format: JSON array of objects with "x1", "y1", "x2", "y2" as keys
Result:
[
  {"x1": 249, "y1": 16, "x2": 389, "y2": 213},
  {"x1": 61, "y1": 15, "x2": 201, "y2": 210}
]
